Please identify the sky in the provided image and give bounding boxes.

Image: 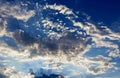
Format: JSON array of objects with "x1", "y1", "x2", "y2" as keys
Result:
[
  {"x1": 50, "y1": 0, "x2": 120, "y2": 25},
  {"x1": 0, "y1": 0, "x2": 120, "y2": 78}
]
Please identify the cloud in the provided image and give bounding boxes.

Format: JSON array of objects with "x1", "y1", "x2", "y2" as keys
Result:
[
  {"x1": 43, "y1": 4, "x2": 120, "y2": 58},
  {"x1": 0, "y1": 1, "x2": 120, "y2": 77},
  {"x1": 0, "y1": 66, "x2": 34, "y2": 78},
  {"x1": 45, "y1": 4, "x2": 75, "y2": 16},
  {"x1": 86, "y1": 55, "x2": 115, "y2": 75},
  {"x1": 0, "y1": 18, "x2": 7, "y2": 37},
  {"x1": 0, "y1": 2, "x2": 35, "y2": 22},
  {"x1": 0, "y1": 41, "x2": 117, "y2": 77},
  {"x1": 13, "y1": 30, "x2": 36, "y2": 46},
  {"x1": 0, "y1": 36, "x2": 112, "y2": 76}
]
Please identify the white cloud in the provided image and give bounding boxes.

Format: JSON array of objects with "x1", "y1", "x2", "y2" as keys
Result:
[
  {"x1": 107, "y1": 49, "x2": 120, "y2": 58},
  {"x1": 71, "y1": 19, "x2": 120, "y2": 58},
  {"x1": 0, "y1": 18, "x2": 13, "y2": 38},
  {"x1": 45, "y1": 4, "x2": 74, "y2": 15},
  {"x1": 42, "y1": 4, "x2": 120, "y2": 74},
  {"x1": 0, "y1": 39, "x2": 115, "y2": 76},
  {"x1": 0, "y1": 66, "x2": 34, "y2": 78},
  {"x1": 0, "y1": 3, "x2": 35, "y2": 22}
]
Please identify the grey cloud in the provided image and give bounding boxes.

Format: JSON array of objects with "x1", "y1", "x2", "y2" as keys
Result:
[
  {"x1": 13, "y1": 30, "x2": 36, "y2": 46},
  {"x1": 0, "y1": 18, "x2": 6, "y2": 32},
  {"x1": 0, "y1": 19, "x2": 5, "y2": 31},
  {"x1": 29, "y1": 32, "x2": 91, "y2": 57},
  {"x1": 12, "y1": 27, "x2": 90, "y2": 57}
]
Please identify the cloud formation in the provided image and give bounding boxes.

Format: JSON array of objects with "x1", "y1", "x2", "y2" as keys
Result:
[
  {"x1": 0, "y1": 1, "x2": 120, "y2": 77},
  {"x1": 0, "y1": 2, "x2": 35, "y2": 22}
]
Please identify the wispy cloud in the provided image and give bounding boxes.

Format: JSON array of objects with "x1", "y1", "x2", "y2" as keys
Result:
[{"x1": 0, "y1": 2, "x2": 35, "y2": 22}]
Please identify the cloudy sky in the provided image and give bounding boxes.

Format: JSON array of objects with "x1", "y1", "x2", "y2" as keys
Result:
[{"x1": 0, "y1": 0, "x2": 120, "y2": 78}]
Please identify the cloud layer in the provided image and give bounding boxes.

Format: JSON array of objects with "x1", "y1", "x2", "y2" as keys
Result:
[{"x1": 0, "y1": 1, "x2": 120, "y2": 78}]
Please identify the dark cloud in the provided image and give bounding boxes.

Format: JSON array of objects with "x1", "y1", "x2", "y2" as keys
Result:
[
  {"x1": 35, "y1": 74, "x2": 64, "y2": 78},
  {"x1": 34, "y1": 68, "x2": 64, "y2": 78},
  {"x1": 12, "y1": 27, "x2": 90, "y2": 57},
  {"x1": 0, "y1": 18, "x2": 6, "y2": 31},
  {"x1": 43, "y1": 41, "x2": 58, "y2": 52},
  {"x1": 13, "y1": 30, "x2": 36, "y2": 46},
  {"x1": 29, "y1": 32, "x2": 90, "y2": 57}
]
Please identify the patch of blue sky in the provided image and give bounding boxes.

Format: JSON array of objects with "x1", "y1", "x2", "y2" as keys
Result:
[
  {"x1": 0, "y1": 36, "x2": 17, "y2": 48},
  {"x1": 84, "y1": 47, "x2": 109, "y2": 57},
  {"x1": 6, "y1": 18, "x2": 21, "y2": 32}
]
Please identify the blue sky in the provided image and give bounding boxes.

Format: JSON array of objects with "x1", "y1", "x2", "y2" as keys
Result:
[{"x1": 48, "y1": 0, "x2": 120, "y2": 25}]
